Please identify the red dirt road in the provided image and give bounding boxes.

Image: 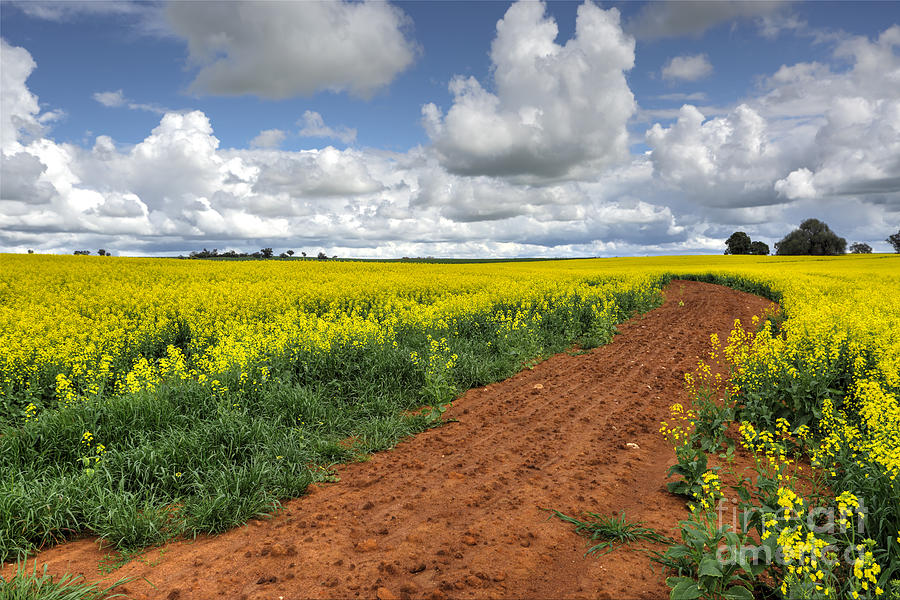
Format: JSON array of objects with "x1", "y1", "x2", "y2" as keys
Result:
[{"x1": 5, "y1": 280, "x2": 775, "y2": 599}]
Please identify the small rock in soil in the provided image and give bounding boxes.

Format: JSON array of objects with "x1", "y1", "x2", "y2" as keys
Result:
[
  {"x1": 409, "y1": 562, "x2": 427, "y2": 574},
  {"x1": 357, "y1": 538, "x2": 378, "y2": 552},
  {"x1": 376, "y1": 586, "x2": 399, "y2": 600}
]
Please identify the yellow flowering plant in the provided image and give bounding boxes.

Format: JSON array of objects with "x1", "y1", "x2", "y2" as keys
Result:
[
  {"x1": 661, "y1": 256, "x2": 899, "y2": 598},
  {"x1": 658, "y1": 468, "x2": 761, "y2": 600},
  {"x1": 661, "y1": 402, "x2": 715, "y2": 499},
  {"x1": 1, "y1": 254, "x2": 671, "y2": 561},
  {"x1": 2, "y1": 251, "x2": 898, "y2": 586}
]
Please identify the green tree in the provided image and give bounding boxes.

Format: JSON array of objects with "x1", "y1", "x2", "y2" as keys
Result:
[
  {"x1": 887, "y1": 230, "x2": 900, "y2": 253},
  {"x1": 849, "y1": 242, "x2": 872, "y2": 254},
  {"x1": 724, "y1": 231, "x2": 752, "y2": 255},
  {"x1": 775, "y1": 219, "x2": 846, "y2": 256},
  {"x1": 748, "y1": 241, "x2": 769, "y2": 255}
]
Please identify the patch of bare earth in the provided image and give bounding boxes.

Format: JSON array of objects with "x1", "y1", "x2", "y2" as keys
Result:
[{"x1": 3, "y1": 280, "x2": 776, "y2": 599}]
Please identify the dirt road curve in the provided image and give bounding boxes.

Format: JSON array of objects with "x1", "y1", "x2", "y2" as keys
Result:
[{"x1": 7, "y1": 280, "x2": 775, "y2": 600}]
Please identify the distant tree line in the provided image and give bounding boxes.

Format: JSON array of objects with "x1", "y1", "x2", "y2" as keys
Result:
[
  {"x1": 45, "y1": 225, "x2": 900, "y2": 259},
  {"x1": 724, "y1": 232, "x2": 769, "y2": 255},
  {"x1": 726, "y1": 221, "x2": 900, "y2": 256},
  {"x1": 178, "y1": 248, "x2": 336, "y2": 260}
]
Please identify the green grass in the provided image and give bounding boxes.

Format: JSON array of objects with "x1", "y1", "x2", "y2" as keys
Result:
[
  {"x1": 0, "y1": 561, "x2": 132, "y2": 600},
  {"x1": 1, "y1": 284, "x2": 664, "y2": 563},
  {"x1": 549, "y1": 510, "x2": 674, "y2": 557}
]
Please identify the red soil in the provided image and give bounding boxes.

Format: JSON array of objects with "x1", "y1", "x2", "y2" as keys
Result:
[{"x1": 3, "y1": 280, "x2": 775, "y2": 599}]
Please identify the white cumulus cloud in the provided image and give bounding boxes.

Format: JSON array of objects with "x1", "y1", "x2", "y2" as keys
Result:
[
  {"x1": 770, "y1": 27, "x2": 900, "y2": 203},
  {"x1": 3, "y1": 22, "x2": 898, "y2": 258},
  {"x1": 647, "y1": 25, "x2": 900, "y2": 220},
  {"x1": 774, "y1": 168, "x2": 816, "y2": 200},
  {"x1": 298, "y1": 111, "x2": 357, "y2": 144},
  {"x1": 1, "y1": 38, "x2": 45, "y2": 152},
  {"x1": 629, "y1": 0, "x2": 789, "y2": 40},
  {"x1": 248, "y1": 146, "x2": 384, "y2": 200},
  {"x1": 167, "y1": 0, "x2": 417, "y2": 100},
  {"x1": 422, "y1": 0, "x2": 636, "y2": 180},
  {"x1": 93, "y1": 89, "x2": 126, "y2": 107},
  {"x1": 662, "y1": 54, "x2": 713, "y2": 81},
  {"x1": 250, "y1": 129, "x2": 286, "y2": 149},
  {"x1": 1, "y1": 151, "x2": 55, "y2": 204},
  {"x1": 92, "y1": 88, "x2": 166, "y2": 113},
  {"x1": 646, "y1": 104, "x2": 781, "y2": 206}
]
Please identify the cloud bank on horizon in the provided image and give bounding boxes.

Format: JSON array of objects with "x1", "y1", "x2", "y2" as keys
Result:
[{"x1": 1, "y1": 0, "x2": 898, "y2": 257}]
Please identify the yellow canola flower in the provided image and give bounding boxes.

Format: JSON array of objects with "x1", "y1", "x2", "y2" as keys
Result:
[
  {"x1": 3, "y1": 253, "x2": 896, "y2": 483},
  {"x1": 2, "y1": 254, "x2": 898, "y2": 538},
  {"x1": 1, "y1": 254, "x2": 674, "y2": 411}
]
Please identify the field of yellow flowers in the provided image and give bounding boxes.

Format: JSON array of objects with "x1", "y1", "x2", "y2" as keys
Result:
[
  {"x1": 652, "y1": 254, "x2": 899, "y2": 598},
  {"x1": 0, "y1": 254, "x2": 664, "y2": 563},
  {"x1": 1, "y1": 252, "x2": 898, "y2": 597}
]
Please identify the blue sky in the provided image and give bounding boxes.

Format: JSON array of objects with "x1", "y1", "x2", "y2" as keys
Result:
[{"x1": 1, "y1": 1, "x2": 898, "y2": 257}]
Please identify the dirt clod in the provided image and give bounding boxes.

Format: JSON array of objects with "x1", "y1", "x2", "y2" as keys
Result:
[
  {"x1": 409, "y1": 562, "x2": 427, "y2": 574},
  {"x1": 376, "y1": 586, "x2": 399, "y2": 600}
]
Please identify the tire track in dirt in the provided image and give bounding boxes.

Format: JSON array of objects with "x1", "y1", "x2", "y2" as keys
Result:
[{"x1": 5, "y1": 280, "x2": 776, "y2": 600}]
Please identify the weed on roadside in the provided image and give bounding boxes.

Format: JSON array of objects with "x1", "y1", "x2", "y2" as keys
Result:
[
  {"x1": 547, "y1": 509, "x2": 674, "y2": 557},
  {"x1": 0, "y1": 561, "x2": 132, "y2": 600}
]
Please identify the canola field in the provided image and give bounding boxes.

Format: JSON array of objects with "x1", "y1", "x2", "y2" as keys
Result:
[
  {"x1": 0, "y1": 256, "x2": 659, "y2": 409},
  {"x1": 0, "y1": 254, "x2": 664, "y2": 562},
  {"x1": 1, "y1": 253, "x2": 898, "y2": 595}
]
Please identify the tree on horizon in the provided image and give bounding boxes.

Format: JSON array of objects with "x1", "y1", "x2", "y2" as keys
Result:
[
  {"x1": 724, "y1": 231, "x2": 752, "y2": 255},
  {"x1": 887, "y1": 230, "x2": 900, "y2": 253},
  {"x1": 775, "y1": 219, "x2": 846, "y2": 256}
]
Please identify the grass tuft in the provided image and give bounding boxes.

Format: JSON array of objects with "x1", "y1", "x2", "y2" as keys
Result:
[
  {"x1": 0, "y1": 561, "x2": 132, "y2": 600},
  {"x1": 548, "y1": 509, "x2": 674, "y2": 557}
]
